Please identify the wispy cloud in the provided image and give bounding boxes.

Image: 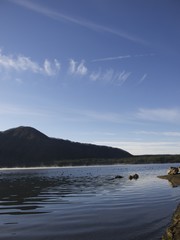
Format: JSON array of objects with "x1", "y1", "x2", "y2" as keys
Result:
[
  {"x1": 163, "y1": 132, "x2": 180, "y2": 137},
  {"x1": 92, "y1": 55, "x2": 131, "y2": 63},
  {"x1": 137, "y1": 108, "x2": 180, "y2": 123},
  {"x1": 92, "y1": 53, "x2": 155, "y2": 63},
  {"x1": 116, "y1": 71, "x2": 131, "y2": 86},
  {"x1": 69, "y1": 59, "x2": 88, "y2": 76},
  {"x1": 0, "y1": 103, "x2": 46, "y2": 117},
  {"x1": 135, "y1": 130, "x2": 180, "y2": 137},
  {"x1": 79, "y1": 110, "x2": 121, "y2": 123},
  {"x1": 44, "y1": 59, "x2": 61, "y2": 76},
  {"x1": 100, "y1": 69, "x2": 114, "y2": 83},
  {"x1": 61, "y1": 108, "x2": 124, "y2": 123},
  {"x1": 0, "y1": 49, "x2": 131, "y2": 86},
  {"x1": 89, "y1": 69, "x2": 131, "y2": 86},
  {"x1": 0, "y1": 49, "x2": 60, "y2": 76},
  {"x1": 89, "y1": 69, "x2": 101, "y2": 81},
  {"x1": 138, "y1": 73, "x2": 147, "y2": 84},
  {"x1": 10, "y1": 0, "x2": 148, "y2": 45},
  {"x1": 93, "y1": 140, "x2": 180, "y2": 155},
  {"x1": 46, "y1": 108, "x2": 124, "y2": 124}
]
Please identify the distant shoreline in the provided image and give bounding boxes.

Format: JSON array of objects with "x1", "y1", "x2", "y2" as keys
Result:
[
  {"x1": 1, "y1": 126, "x2": 180, "y2": 168},
  {"x1": 0, "y1": 161, "x2": 180, "y2": 170}
]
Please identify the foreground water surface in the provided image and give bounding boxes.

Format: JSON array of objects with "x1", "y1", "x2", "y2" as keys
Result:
[{"x1": 0, "y1": 163, "x2": 180, "y2": 240}]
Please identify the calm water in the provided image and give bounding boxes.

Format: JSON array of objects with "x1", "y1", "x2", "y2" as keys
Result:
[{"x1": 0, "y1": 163, "x2": 180, "y2": 240}]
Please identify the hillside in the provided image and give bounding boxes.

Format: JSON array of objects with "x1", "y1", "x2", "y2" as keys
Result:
[{"x1": 0, "y1": 126, "x2": 132, "y2": 167}]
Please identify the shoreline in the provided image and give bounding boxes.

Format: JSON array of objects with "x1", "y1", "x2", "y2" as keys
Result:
[
  {"x1": 158, "y1": 174, "x2": 180, "y2": 239},
  {"x1": 162, "y1": 203, "x2": 180, "y2": 240},
  {"x1": 158, "y1": 174, "x2": 180, "y2": 187}
]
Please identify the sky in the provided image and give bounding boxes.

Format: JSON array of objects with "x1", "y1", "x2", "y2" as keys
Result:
[{"x1": 0, "y1": 0, "x2": 180, "y2": 155}]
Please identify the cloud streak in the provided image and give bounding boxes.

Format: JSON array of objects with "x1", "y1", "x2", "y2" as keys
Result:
[
  {"x1": 79, "y1": 110, "x2": 121, "y2": 123},
  {"x1": 0, "y1": 49, "x2": 60, "y2": 76},
  {"x1": 89, "y1": 69, "x2": 131, "y2": 86},
  {"x1": 60, "y1": 108, "x2": 124, "y2": 124},
  {"x1": 135, "y1": 130, "x2": 180, "y2": 137},
  {"x1": 0, "y1": 50, "x2": 131, "y2": 86},
  {"x1": 94, "y1": 140, "x2": 180, "y2": 155},
  {"x1": 0, "y1": 103, "x2": 46, "y2": 117},
  {"x1": 138, "y1": 73, "x2": 147, "y2": 84},
  {"x1": 10, "y1": 0, "x2": 148, "y2": 45},
  {"x1": 137, "y1": 108, "x2": 180, "y2": 123},
  {"x1": 69, "y1": 59, "x2": 88, "y2": 76},
  {"x1": 92, "y1": 53, "x2": 155, "y2": 63},
  {"x1": 92, "y1": 55, "x2": 131, "y2": 63}
]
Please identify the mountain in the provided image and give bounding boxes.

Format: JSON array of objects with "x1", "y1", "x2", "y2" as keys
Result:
[
  {"x1": 0, "y1": 126, "x2": 132, "y2": 167},
  {"x1": 2, "y1": 126, "x2": 48, "y2": 140}
]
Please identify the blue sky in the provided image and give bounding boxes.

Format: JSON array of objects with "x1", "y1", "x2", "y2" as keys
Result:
[{"x1": 0, "y1": 0, "x2": 180, "y2": 155}]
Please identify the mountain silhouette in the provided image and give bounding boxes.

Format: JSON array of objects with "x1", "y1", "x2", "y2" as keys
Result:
[
  {"x1": 0, "y1": 126, "x2": 132, "y2": 167},
  {"x1": 2, "y1": 126, "x2": 48, "y2": 140}
]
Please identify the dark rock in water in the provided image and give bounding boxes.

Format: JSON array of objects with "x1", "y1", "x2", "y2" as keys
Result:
[
  {"x1": 115, "y1": 175, "x2": 123, "y2": 179},
  {"x1": 129, "y1": 174, "x2": 139, "y2": 180},
  {"x1": 129, "y1": 175, "x2": 133, "y2": 180},
  {"x1": 133, "y1": 174, "x2": 139, "y2": 179}
]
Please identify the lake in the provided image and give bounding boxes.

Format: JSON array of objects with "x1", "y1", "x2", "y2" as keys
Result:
[{"x1": 0, "y1": 163, "x2": 180, "y2": 240}]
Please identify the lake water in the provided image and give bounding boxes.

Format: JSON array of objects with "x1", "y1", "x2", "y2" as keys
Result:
[{"x1": 0, "y1": 163, "x2": 180, "y2": 240}]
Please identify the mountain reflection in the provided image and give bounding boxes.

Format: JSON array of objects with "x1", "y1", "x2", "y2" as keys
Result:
[
  {"x1": 0, "y1": 172, "x2": 79, "y2": 215},
  {"x1": 0, "y1": 169, "x2": 124, "y2": 215}
]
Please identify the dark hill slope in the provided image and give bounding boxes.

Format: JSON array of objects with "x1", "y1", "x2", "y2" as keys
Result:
[
  {"x1": 0, "y1": 126, "x2": 132, "y2": 167},
  {"x1": 3, "y1": 126, "x2": 48, "y2": 140}
]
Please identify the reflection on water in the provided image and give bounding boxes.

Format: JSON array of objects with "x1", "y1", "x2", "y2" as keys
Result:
[
  {"x1": 0, "y1": 164, "x2": 180, "y2": 240},
  {"x1": 0, "y1": 175, "x2": 56, "y2": 215},
  {"x1": 0, "y1": 168, "x2": 128, "y2": 215}
]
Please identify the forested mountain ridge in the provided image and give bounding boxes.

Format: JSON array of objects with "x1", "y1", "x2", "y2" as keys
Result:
[{"x1": 0, "y1": 126, "x2": 132, "y2": 167}]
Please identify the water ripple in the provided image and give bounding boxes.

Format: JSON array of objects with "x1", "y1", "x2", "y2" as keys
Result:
[{"x1": 0, "y1": 164, "x2": 180, "y2": 240}]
